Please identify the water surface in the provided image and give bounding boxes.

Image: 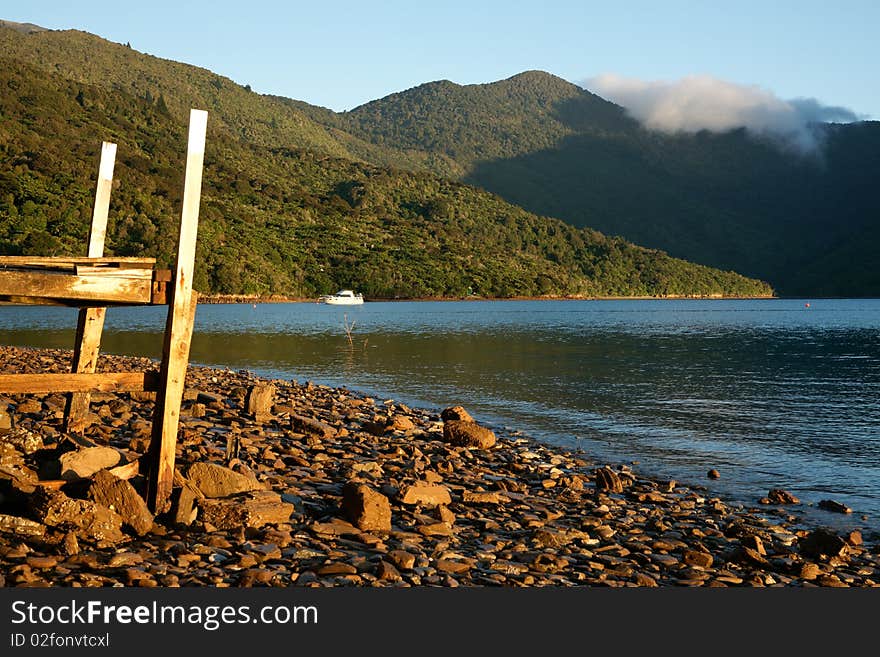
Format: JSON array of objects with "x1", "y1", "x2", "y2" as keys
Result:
[{"x1": 2, "y1": 298, "x2": 878, "y2": 533}]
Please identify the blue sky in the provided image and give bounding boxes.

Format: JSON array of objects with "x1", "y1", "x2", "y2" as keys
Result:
[{"x1": 4, "y1": 1, "x2": 878, "y2": 119}]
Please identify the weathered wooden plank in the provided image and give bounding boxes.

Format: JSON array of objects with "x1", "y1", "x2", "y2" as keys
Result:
[
  {"x1": 88, "y1": 141, "x2": 116, "y2": 257},
  {"x1": 0, "y1": 270, "x2": 154, "y2": 304},
  {"x1": 0, "y1": 371, "x2": 160, "y2": 394},
  {"x1": 73, "y1": 266, "x2": 154, "y2": 279},
  {"x1": 147, "y1": 290, "x2": 198, "y2": 512},
  {"x1": 64, "y1": 306, "x2": 107, "y2": 432},
  {"x1": 0, "y1": 256, "x2": 155, "y2": 268},
  {"x1": 146, "y1": 109, "x2": 207, "y2": 513},
  {"x1": 65, "y1": 141, "x2": 117, "y2": 433}
]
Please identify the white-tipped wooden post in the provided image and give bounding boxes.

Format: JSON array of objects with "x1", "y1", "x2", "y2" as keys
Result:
[
  {"x1": 147, "y1": 109, "x2": 207, "y2": 513},
  {"x1": 64, "y1": 141, "x2": 116, "y2": 432}
]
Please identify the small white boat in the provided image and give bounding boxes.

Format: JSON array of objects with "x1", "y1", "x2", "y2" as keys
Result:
[{"x1": 319, "y1": 289, "x2": 364, "y2": 305}]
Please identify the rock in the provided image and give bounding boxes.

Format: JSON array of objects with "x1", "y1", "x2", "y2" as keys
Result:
[
  {"x1": 62, "y1": 532, "x2": 79, "y2": 556},
  {"x1": 461, "y1": 490, "x2": 505, "y2": 504},
  {"x1": 436, "y1": 505, "x2": 456, "y2": 525},
  {"x1": 318, "y1": 562, "x2": 358, "y2": 576},
  {"x1": 533, "y1": 529, "x2": 572, "y2": 548},
  {"x1": 418, "y1": 522, "x2": 454, "y2": 537},
  {"x1": 799, "y1": 563, "x2": 821, "y2": 580},
  {"x1": 376, "y1": 560, "x2": 402, "y2": 582},
  {"x1": 197, "y1": 391, "x2": 223, "y2": 405},
  {"x1": 245, "y1": 384, "x2": 276, "y2": 420},
  {"x1": 729, "y1": 546, "x2": 768, "y2": 567},
  {"x1": 342, "y1": 481, "x2": 392, "y2": 532},
  {"x1": 594, "y1": 467, "x2": 623, "y2": 494},
  {"x1": 707, "y1": 469, "x2": 721, "y2": 480},
  {"x1": 387, "y1": 415, "x2": 415, "y2": 431},
  {"x1": 189, "y1": 403, "x2": 207, "y2": 418},
  {"x1": 435, "y1": 559, "x2": 471, "y2": 574},
  {"x1": 309, "y1": 518, "x2": 361, "y2": 537},
  {"x1": 89, "y1": 470, "x2": 154, "y2": 536},
  {"x1": 198, "y1": 490, "x2": 293, "y2": 530},
  {"x1": 846, "y1": 530, "x2": 863, "y2": 546},
  {"x1": 291, "y1": 414, "x2": 337, "y2": 438},
  {"x1": 3, "y1": 427, "x2": 43, "y2": 453},
  {"x1": 0, "y1": 513, "x2": 46, "y2": 537},
  {"x1": 16, "y1": 399, "x2": 42, "y2": 414},
  {"x1": 27, "y1": 555, "x2": 59, "y2": 569},
  {"x1": 173, "y1": 482, "x2": 203, "y2": 526},
  {"x1": 767, "y1": 488, "x2": 800, "y2": 505},
  {"x1": 442, "y1": 420, "x2": 496, "y2": 449},
  {"x1": 58, "y1": 446, "x2": 124, "y2": 481},
  {"x1": 634, "y1": 572, "x2": 659, "y2": 587},
  {"x1": 441, "y1": 406, "x2": 474, "y2": 423},
  {"x1": 386, "y1": 551, "x2": 416, "y2": 572},
  {"x1": 741, "y1": 535, "x2": 766, "y2": 556},
  {"x1": 187, "y1": 462, "x2": 264, "y2": 498},
  {"x1": 30, "y1": 489, "x2": 125, "y2": 543},
  {"x1": 800, "y1": 529, "x2": 848, "y2": 559},
  {"x1": 399, "y1": 483, "x2": 452, "y2": 506},
  {"x1": 683, "y1": 550, "x2": 714, "y2": 569},
  {"x1": 0, "y1": 408, "x2": 11, "y2": 432},
  {"x1": 818, "y1": 499, "x2": 852, "y2": 514}
]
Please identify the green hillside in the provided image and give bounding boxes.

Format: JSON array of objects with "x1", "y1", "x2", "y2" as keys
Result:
[
  {"x1": 333, "y1": 72, "x2": 879, "y2": 296},
  {"x1": 0, "y1": 54, "x2": 772, "y2": 299}
]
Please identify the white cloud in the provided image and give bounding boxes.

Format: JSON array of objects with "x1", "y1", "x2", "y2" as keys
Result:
[{"x1": 584, "y1": 73, "x2": 860, "y2": 150}]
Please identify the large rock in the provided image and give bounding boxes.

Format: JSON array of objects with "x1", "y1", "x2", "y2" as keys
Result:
[
  {"x1": 800, "y1": 528, "x2": 848, "y2": 559},
  {"x1": 291, "y1": 414, "x2": 337, "y2": 438},
  {"x1": 30, "y1": 489, "x2": 124, "y2": 543},
  {"x1": 594, "y1": 467, "x2": 624, "y2": 494},
  {"x1": 198, "y1": 490, "x2": 293, "y2": 530},
  {"x1": 399, "y1": 483, "x2": 452, "y2": 507},
  {"x1": 58, "y1": 446, "x2": 124, "y2": 481},
  {"x1": 441, "y1": 406, "x2": 474, "y2": 423},
  {"x1": 187, "y1": 462, "x2": 264, "y2": 498},
  {"x1": 89, "y1": 470, "x2": 153, "y2": 536},
  {"x1": 442, "y1": 420, "x2": 496, "y2": 449},
  {"x1": 342, "y1": 481, "x2": 391, "y2": 532},
  {"x1": 245, "y1": 384, "x2": 276, "y2": 420}
]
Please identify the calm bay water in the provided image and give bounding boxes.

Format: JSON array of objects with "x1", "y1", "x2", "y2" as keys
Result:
[{"x1": 2, "y1": 298, "x2": 879, "y2": 532}]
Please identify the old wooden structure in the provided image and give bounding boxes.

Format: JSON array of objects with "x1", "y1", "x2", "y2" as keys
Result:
[{"x1": 0, "y1": 109, "x2": 208, "y2": 513}]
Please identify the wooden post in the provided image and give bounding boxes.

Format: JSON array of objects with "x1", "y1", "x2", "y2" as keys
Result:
[
  {"x1": 146, "y1": 110, "x2": 207, "y2": 513},
  {"x1": 64, "y1": 141, "x2": 116, "y2": 433}
]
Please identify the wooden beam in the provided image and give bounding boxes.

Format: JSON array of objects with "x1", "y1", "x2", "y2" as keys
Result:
[
  {"x1": 0, "y1": 371, "x2": 160, "y2": 394},
  {"x1": 0, "y1": 256, "x2": 155, "y2": 269},
  {"x1": 147, "y1": 108, "x2": 207, "y2": 513},
  {"x1": 147, "y1": 290, "x2": 198, "y2": 512},
  {"x1": 0, "y1": 269, "x2": 154, "y2": 304},
  {"x1": 66, "y1": 141, "x2": 116, "y2": 433}
]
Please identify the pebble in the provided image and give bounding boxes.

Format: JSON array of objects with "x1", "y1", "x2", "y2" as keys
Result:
[{"x1": 0, "y1": 345, "x2": 876, "y2": 589}]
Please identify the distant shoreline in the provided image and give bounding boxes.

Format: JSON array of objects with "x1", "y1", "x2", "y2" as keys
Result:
[{"x1": 198, "y1": 293, "x2": 778, "y2": 304}]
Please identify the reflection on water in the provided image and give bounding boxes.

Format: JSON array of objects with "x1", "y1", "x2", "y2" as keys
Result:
[{"x1": 2, "y1": 298, "x2": 879, "y2": 531}]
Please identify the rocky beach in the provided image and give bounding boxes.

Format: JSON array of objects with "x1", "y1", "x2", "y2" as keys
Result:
[{"x1": 0, "y1": 345, "x2": 877, "y2": 588}]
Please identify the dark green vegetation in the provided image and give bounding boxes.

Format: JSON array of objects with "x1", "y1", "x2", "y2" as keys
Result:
[{"x1": 0, "y1": 26, "x2": 774, "y2": 298}]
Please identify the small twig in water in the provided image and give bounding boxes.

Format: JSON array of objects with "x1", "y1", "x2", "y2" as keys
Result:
[{"x1": 343, "y1": 313, "x2": 356, "y2": 346}]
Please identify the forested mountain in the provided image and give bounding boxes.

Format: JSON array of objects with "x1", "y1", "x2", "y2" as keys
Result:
[
  {"x1": 332, "y1": 72, "x2": 880, "y2": 296},
  {"x1": 2, "y1": 24, "x2": 876, "y2": 295},
  {"x1": 0, "y1": 51, "x2": 771, "y2": 298}
]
